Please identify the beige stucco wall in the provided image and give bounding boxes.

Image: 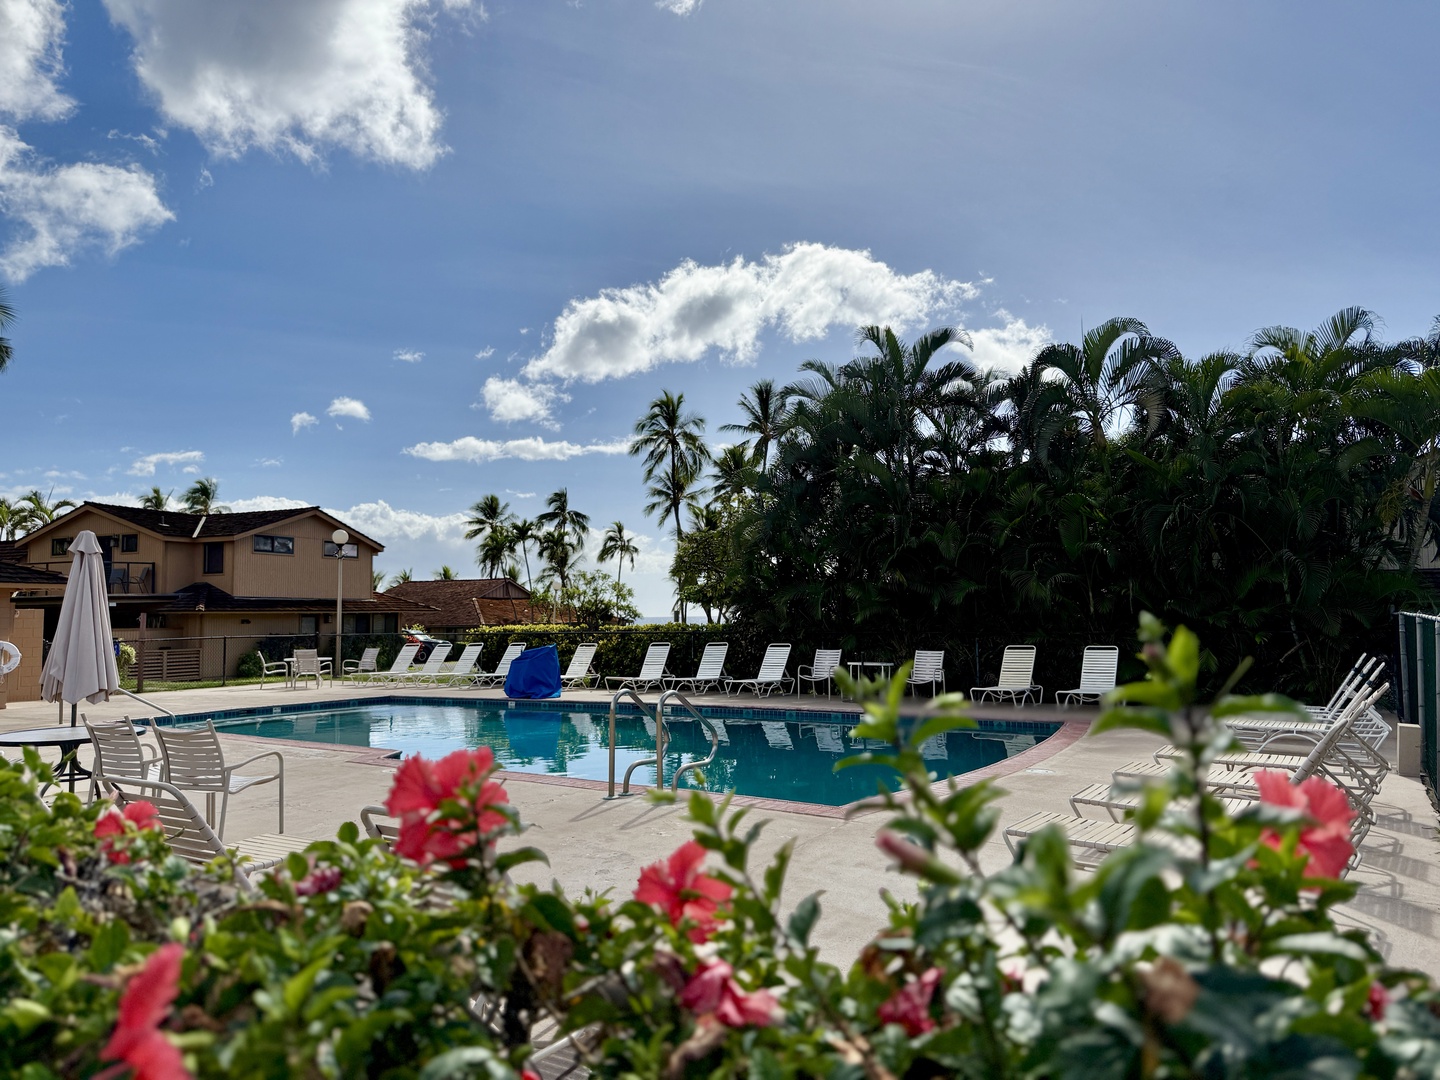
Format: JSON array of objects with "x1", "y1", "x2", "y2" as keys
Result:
[
  {"x1": 0, "y1": 594, "x2": 45, "y2": 706},
  {"x1": 231, "y1": 516, "x2": 375, "y2": 599}
]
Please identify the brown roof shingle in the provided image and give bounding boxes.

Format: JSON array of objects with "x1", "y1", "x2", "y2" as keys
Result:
[
  {"x1": 384, "y1": 578, "x2": 544, "y2": 629},
  {"x1": 28, "y1": 502, "x2": 384, "y2": 549}
]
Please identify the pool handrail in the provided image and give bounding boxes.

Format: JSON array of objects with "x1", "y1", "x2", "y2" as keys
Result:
[
  {"x1": 657, "y1": 689, "x2": 721, "y2": 793},
  {"x1": 607, "y1": 687, "x2": 660, "y2": 798},
  {"x1": 117, "y1": 687, "x2": 177, "y2": 719}
]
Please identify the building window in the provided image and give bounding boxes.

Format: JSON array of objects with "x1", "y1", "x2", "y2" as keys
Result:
[
  {"x1": 120, "y1": 534, "x2": 138, "y2": 553},
  {"x1": 342, "y1": 613, "x2": 373, "y2": 635},
  {"x1": 51, "y1": 538, "x2": 71, "y2": 557},
  {"x1": 252, "y1": 534, "x2": 295, "y2": 554},
  {"x1": 203, "y1": 542, "x2": 224, "y2": 575},
  {"x1": 299, "y1": 615, "x2": 318, "y2": 635}
]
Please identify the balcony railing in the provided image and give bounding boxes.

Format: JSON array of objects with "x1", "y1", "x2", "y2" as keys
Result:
[{"x1": 30, "y1": 561, "x2": 157, "y2": 594}]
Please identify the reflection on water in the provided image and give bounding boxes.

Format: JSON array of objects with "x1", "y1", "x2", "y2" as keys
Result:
[{"x1": 214, "y1": 704, "x2": 1055, "y2": 807}]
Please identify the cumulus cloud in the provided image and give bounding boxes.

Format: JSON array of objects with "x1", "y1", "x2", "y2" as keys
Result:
[
  {"x1": 968, "y1": 312, "x2": 1053, "y2": 376},
  {"x1": 0, "y1": 128, "x2": 173, "y2": 280},
  {"x1": 327, "y1": 396, "x2": 371, "y2": 421},
  {"x1": 474, "y1": 345, "x2": 494, "y2": 360},
  {"x1": 291, "y1": 411, "x2": 318, "y2": 434},
  {"x1": 325, "y1": 499, "x2": 469, "y2": 543},
  {"x1": 127, "y1": 449, "x2": 203, "y2": 476},
  {"x1": 404, "y1": 435, "x2": 630, "y2": 464},
  {"x1": 223, "y1": 495, "x2": 311, "y2": 513},
  {"x1": 101, "y1": 0, "x2": 470, "y2": 169},
  {"x1": 656, "y1": 0, "x2": 702, "y2": 12},
  {"x1": 0, "y1": 0, "x2": 73, "y2": 122},
  {"x1": 480, "y1": 377, "x2": 568, "y2": 426},
  {"x1": 394, "y1": 348, "x2": 423, "y2": 363},
  {"x1": 522, "y1": 243, "x2": 979, "y2": 387}
]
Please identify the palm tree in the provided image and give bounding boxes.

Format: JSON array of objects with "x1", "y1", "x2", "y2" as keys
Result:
[
  {"x1": 371, "y1": 569, "x2": 386, "y2": 592},
  {"x1": 476, "y1": 523, "x2": 517, "y2": 578},
  {"x1": 721, "y1": 379, "x2": 787, "y2": 470},
  {"x1": 710, "y1": 443, "x2": 756, "y2": 503},
  {"x1": 433, "y1": 565, "x2": 459, "y2": 580},
  {"x1": 537, "y1": 527, "x2": 582, "y2": 595},
  {"x1": 1352, "y1": 365, "x2": 1440, "y2": 570},
  {"x1": 0, "y1": 284, "x2": 14, "y2": 376},
  {"x1": 536, "y1": 488, "x2": 591, "y2": 549},
  {"x1": 464, "y1": 494, "x2": 514, "y2": 546},
  {"x1": 0, "y1": 498, "x2": 28, "y2": 540},
  {"x1": 631, "y1": 390, "x2": 710, "y2": 543},
  {"x1": 598, "y1": 521, "x2": 639, "y2": 585},
  {"x1": 388, "y1": 568, "x2": 414, "y2": 587},
  {"x1": 139, "y1": 487, "x2": 171, "y2": 510},
  {"x1": 509, "y1": 519, "x2": 538, "y2": 597},
  {"x1": 182, "y1": 478, "x2": 230, "y2": 514},
  {"x1": 18, "y1": 489, "x2": 76, "y2": 527}
]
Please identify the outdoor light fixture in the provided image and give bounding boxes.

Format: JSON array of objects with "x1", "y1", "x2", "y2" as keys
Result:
[{"x1": 331, "y1": 528, "x2": 349, "y2": 680}]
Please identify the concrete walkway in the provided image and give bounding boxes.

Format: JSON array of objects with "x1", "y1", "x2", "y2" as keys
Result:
[{"x1": 3, "y1": 683, "x2": 1436, "y2": 975}]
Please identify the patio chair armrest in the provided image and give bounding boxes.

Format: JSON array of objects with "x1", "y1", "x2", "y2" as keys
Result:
[{"x1": 224, "y1": 749, "x2": 285, "y2": 777}]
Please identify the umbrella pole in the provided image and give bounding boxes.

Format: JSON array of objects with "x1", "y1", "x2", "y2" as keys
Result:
[{"x1": 71, "y1": 702, "x2": 78, "y2": 728}]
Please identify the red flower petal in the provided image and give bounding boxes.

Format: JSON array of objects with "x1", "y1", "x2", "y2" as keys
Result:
[{"x1": 103, "y1": 944, "x2": 188, "y2": 1079}]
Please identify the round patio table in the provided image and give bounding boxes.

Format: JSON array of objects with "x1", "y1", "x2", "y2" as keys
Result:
[{"x1": 0, "y1": 726, "x2": 93, "y2": 793}]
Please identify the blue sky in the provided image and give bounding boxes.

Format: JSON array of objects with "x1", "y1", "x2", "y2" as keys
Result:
[{"x1": 1, "y1": 0, "x2": 1437, "y2": 615}]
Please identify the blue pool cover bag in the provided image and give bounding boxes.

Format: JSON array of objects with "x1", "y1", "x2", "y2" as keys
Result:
[{"x1": 505, "y1": 644, "x2": 562, "y2": 699}]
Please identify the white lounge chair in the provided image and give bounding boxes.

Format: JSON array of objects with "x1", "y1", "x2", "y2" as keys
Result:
[
  {"x1": 724, "y1": 644, "x2": 793, "y2": 697},
  {"x1": 561, "y1": 643, "x2": 599, "y2": 688},
  {"x1": 361, "y1": 643, "x2": 420, "y2": 685},
  {"x1": 1055, "y1": 646, "x2": 1120, "y2": 706},
  {"x1": 907, "y1": 650, "x2": 946, "y2": 697},
  {"x1": 256, "y1": 651, "x2": 292, "y2": 689},
  {"x1": 342, "y1": 646, "x2": 381, "y2": 681},
  {"x1": 606, "y1": 642, "x2": 671, "y2": 692},
  {"x1": 971, "y1": 646, "x2": 1040, "y2": 705},
  {"x1": 154, "y1": 720, "x2": 285, "y2": 840},
  {"x1": 474, "y1": 642, "x2": 527, "y2": 688},
  {"x1": 760, "y1": 721, "x2": 794, "y2": 749},
  {"x1": 796, "y1": 649, "x2": 842, "y2": 698},
  {"x1": 101, "y1": 776, "x2": 312, "y2": 891},
  {"x1": 803, "y1": 723, "x2": 845, "y2": 754},
  {"x1": 397, "y1": 642, "x2": 454, "y2": 685},
  {"x1": 292, "y1": 648, "x2": 332, "y2": 690},
  {"x1": 664, "y1": 642, "x2": 729, "y2": 694},
  {"x1": 441, "y1": 644, "x2": 485, "y2": 686}
]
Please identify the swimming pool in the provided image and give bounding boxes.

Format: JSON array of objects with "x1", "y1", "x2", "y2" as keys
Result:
[{"x1": 174, "y1": 698, "x2": 1060, "y2": 807}]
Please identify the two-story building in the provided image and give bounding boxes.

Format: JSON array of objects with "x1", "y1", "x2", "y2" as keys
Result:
[{"x1": 2, "y1": 502, "x2": 436, "y2": 702}]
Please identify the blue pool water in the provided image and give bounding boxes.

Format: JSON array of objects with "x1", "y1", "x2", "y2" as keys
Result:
[{"x1": 184, "y1": 699, "x2": 1059, "y2": 807}]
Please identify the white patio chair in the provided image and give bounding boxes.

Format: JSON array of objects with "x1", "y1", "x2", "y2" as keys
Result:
[
  {"x1": 441, "y1": 643, "x2": 485, "y2": 686},
  {"x1": 971, "y1": 646, "x2": 1040, "y2": 705},
  {"x1": 153, "y1": 720, "x2": 285, "y2": 840},
  {"x1": 664, "y1": 642, "x2": 729, "y2": 694},
  {"x1": 342, "y1": 646, "x2": 381, "y2": 681},
  {"x1": 1055, "y1": 646, "x2": 1120, "y2": 706},
  {"x1": 398, "y1": 642, "x2": 455, "y2": 685},
  {"x1": 561, "y1": 643, "x2": 599, "y2": 688},
  {"x1": 796, "y1": 648, "x2": 842, "y2": 698},
  {"x1": 362, "y1": 643, "x2": 420, "y2": 685},
  {"x1": 291, "y1": 648, "x2": 332, "y2": 690},
  {"x1": 256, "y1": 651, "x2": 291, "y2": 689},
  {"x1": 474, "y1": 642, "x2": 527, "y2": 688},
  {"x1": 907, "y1": 650, "x2": 946, "y2": 697},
  {"x1": 724, "y1": 643, "x2": 793, "y2": 697},
  {"x1": 605, "y1": 642, "x2": 671, "y2": 692},
  {"x1": 101, "y1": 776, "x2": 311, "y2": 891},
  {"x1": 83, "y1": 716, "x2": 163, "y2": 802}
]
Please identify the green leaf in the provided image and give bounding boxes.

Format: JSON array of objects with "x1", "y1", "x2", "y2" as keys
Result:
[
  {"x1": 282, "y1": 956, "x2": 330, "y2": 1016},
  {"x1": 1092, "y1": 707, "x2": 1172, "y2": 738},
  {"x1": 787, "y1": 893, "x2": 821, "y2": 946},
  {"x1": 1267, "y1": 932, "x2": 1371, "y2": 962},
  {"x1": 525, "y1": 894, "x2": 578, "y2": 939},
  {"x1": 1167, "y1": 625, "x2": 1200, "y2": 687},
  {"x1": 493, "y1": 846, "x2": 549, "y2": 875},
  {"x1": 417, "y1": 1046, "x2": 514, "y2": 1079},
  {"x1": 88, "y1": 918, "x2": 130, "y2": 971},
  {"x1": 1209, "y1": 693, "x2": 1304, "y2": 720}
]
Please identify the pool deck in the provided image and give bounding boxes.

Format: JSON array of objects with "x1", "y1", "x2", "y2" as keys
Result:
[{"x1": 3, "y1": 682, "x2": 1437, "y2": 977}]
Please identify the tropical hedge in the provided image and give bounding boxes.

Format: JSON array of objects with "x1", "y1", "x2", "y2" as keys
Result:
[{"x1": 3, "y1": 617, "x2": 1439, "y2": 1078}]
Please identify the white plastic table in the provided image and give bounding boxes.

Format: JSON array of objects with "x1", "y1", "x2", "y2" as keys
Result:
[{"x1": 844, "y1": 661, "x2": 895, "y2": 700}]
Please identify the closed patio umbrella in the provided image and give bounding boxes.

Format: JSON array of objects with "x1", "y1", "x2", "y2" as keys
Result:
[{"x1": 40, "y1": 530, "x2": 119, "y2": 725}]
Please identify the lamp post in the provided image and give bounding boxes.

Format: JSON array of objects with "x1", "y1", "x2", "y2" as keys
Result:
[{"x1": 331, "y1": 529, "x2": 349, "y2": 682}]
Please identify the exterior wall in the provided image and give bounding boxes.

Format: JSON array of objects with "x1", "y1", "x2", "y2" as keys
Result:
[
  {"x1": 0, "y1": 601, "x2": 45, "y2": 705},
  {"x1": 231, "y1": 516, "x2": 375, "y2": 599},
  {"x1": 21, "y1": 508, "x2": 171, "y2": 594}
]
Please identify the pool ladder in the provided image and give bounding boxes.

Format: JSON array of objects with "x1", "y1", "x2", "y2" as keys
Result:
[{"x1": 605, "y1": 688, "x2": 721, "y2": 799}]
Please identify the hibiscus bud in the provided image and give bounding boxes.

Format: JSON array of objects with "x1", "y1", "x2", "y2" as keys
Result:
[
  {"x1": 1141, "y1": 957, "x2": 1198, "y2": 1025},
  {"x1": 875, "y1": 831, "x2": 961, "y2": 884},
  {"x1": 1367, "y1": 982, "x2": 1389, "y2": 1022},
  {"x1": 340, "y1": 900, "x2": 373, "y2": 937}
]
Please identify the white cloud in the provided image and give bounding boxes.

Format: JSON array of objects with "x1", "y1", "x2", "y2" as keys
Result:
[
  {"x1": 127, "y1": 449, "x2": 204, "y2": 476},
  {"x1": 256, "y1": 457, "x2": 283, "y2": 467},
  {"x1": 0, "y1": 0, "x2": 73, "y2": 122},
  {"x1": 181, "y1": 464, "x2": 200, "y2": 474},
  {"x1": 393, "y1": 348, "x2": 424, "y2": 363},
  {"x1": 101, "y1": 0, "x2": 469, "y2": 169},
  {"x1": 480, "y1": 376, "x2": 568, "y2": 425},
  {"x1": 327, "y1": 396, "x2": 371, "y2": 421},
  {"x1": 968, "y1": 312, "x2": 1052, "y2": 376},
  {"x1": 326, "y1": 499, "x2": 469, "y2": 544},
  {"x1": 656, "y1": 0, "x2": 702, "y2": 13},
  {"x1": 524, "y1": 242, "x2": 980, "y2": 385},
  {"x1": 403, "y1": 435, "x2": 630, "y2": 464},
  {"x1": 474, "y1": 346, "x2": 494, "y2": 360},
  {"x1": 290, "y1": 410, "x2": 318, "y2": 434},
  {"x1": 223, "y1": 495, "x2": 311, "y2": 513},
  {"x1": 504, "y1": 489, "x2": 535, "y2": 499},
  {"x1": 0, "y1": 128, "x2": 173, "y2": 281}
]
